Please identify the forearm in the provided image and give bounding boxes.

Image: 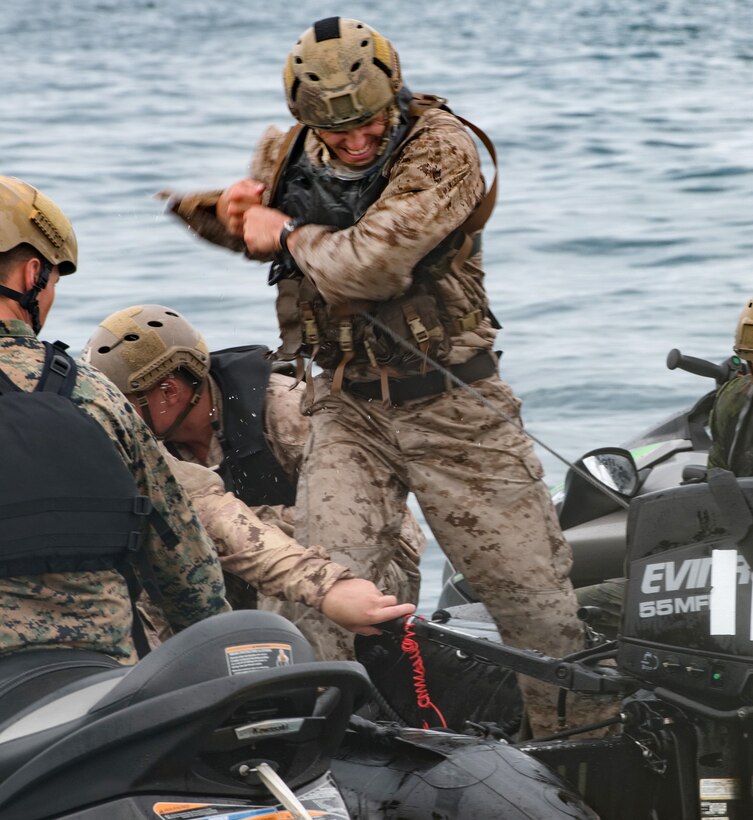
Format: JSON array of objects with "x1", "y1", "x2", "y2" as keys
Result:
[
  {"x1": 167, "y1": 189, "x2": 249, "y2": 253},
  {"x1": 190, "y1": 482, "x2": 353, "y2": 609},
  {"x1": 221, "y1": 540, "x2": 353, "y2": 609}
]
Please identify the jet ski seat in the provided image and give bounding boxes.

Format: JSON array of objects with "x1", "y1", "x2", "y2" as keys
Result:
[
  {"x1": 0, "y1": 648, "x2": 121, "y2": 729},
  {"x1": 0, "y1": 611, "x2": 373, "y2": 812}
]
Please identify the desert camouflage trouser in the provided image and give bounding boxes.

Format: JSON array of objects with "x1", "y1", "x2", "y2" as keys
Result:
[{"x1": 264, "y1": 372, "x2": 618, "y2": 737}]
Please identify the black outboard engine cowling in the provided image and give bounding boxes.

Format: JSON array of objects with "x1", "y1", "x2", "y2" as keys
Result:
[
  {"x1": 619, "y1": 469, "x2": 753, "y2": 706},
  {"x1": 618, "y1": 470, "x2": 753, "y2": 820}
]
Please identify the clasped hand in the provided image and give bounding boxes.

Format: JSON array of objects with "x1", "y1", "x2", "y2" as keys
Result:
[{"x1": 216, "y1": 178, "x2": 289, "y2": 256}]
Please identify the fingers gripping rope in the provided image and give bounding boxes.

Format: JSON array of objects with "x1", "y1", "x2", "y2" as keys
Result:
[{"x1": 400, "y1": 615, "x2": 447, "y2": 729}]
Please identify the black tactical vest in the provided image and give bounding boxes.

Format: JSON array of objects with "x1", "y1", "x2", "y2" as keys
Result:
[
  {"x1": 209, "y1": 345, "x2": 297, "y2": 508},
  {"x1": 0, "y1": 341, "x2": 173, "y2": 656}
]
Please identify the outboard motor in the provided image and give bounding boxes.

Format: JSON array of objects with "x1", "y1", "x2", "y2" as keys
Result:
[{"x1": 618, "y1": 469, "x2": 753, "y2": 820}]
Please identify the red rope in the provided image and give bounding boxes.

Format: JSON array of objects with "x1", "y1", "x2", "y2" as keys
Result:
[{"x1": 400, "y1": 616, "x2": 447, "y2": 729}]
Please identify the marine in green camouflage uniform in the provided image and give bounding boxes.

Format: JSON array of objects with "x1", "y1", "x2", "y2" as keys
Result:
[
  {"x1": 708, "y1": 376, "x2": 753, "y2": 474},
  {"x1": 0, "y1": 320, "x2": 230, "y2": 664},
  {"x1": 0, "y1": 176, "x2": 229, "y2": 665},
  {"x1": 166, "y1": 18, "x2": 618, "y2": 737}
]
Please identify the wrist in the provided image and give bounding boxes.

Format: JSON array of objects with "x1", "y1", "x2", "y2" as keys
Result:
[{"x1": 279, "y1": 216, "x2": 307, "y2": 255}]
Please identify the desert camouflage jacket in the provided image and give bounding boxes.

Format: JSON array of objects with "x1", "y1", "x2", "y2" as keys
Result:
[{"x1": 170, "y1": 106, "x2": 498, "y2": 377}]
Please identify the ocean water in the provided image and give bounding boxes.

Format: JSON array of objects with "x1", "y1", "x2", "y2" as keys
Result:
[{"x1": 3, "y1": 0, "x2": 752, "y2": 611}]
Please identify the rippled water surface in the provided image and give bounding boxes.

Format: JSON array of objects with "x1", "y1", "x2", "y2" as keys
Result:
[{"x1": 3, "y1": 0, "x2": 752, "y2": 609}]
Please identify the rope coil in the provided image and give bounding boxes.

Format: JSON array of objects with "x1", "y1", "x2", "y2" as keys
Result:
[{"x1": 400, "y1": 616, "x2": 447, "y2": 729}]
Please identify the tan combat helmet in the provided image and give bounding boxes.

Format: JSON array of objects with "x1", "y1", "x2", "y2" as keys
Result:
[
  {"x1": 284, "y1": 17, "x2": 402, "y2": 130},
  {"x1": 85, "y1": 304, "x2": 210, "y2": 394},
  {"x1": 0, "y1": 176, "x2": 77, "y2": 274},
  {"x1": 85, "y1": 305, "x2": 210, "y2": 439},
  {"x1": 734, "y1": 298, "x2": 753, "y2": 365}
]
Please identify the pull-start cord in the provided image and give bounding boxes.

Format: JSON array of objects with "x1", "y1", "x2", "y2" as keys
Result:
[
  {"x1": 400, "y1": 615, "x2": 447, "y2": 729},
  {"x1": 358, "y1": 311, "x2": 631, "y2": 511}
]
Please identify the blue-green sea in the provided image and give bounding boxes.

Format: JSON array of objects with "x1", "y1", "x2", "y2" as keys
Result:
[{"x1": 3, "y1": 0, "x2": 752, "y2": 610}]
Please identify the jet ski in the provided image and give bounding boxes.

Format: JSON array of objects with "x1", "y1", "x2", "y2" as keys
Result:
[{"x1": 0, "y1": 609, "x2": 595, "y2": 819}]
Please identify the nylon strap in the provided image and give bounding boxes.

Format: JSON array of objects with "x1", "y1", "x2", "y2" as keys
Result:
[
  {"x1": 304, "y1": 344, "x2": 320, "y2": 406},
  {"x1": 0, "y1": 496, "x2": 146, "y2": 521},
  {"x1": 405, "y1": 93, "x2": 498, "y2": 239},
  {"x1": 380, "y1": 367, "x2": 391, "y2": 408},
  {"x1": 454, "y1": 112, "x2": 498, "y2": 235},
  {"x1": 331, "y1": 350, "x2": 354, "y2": 397},
  {"x1": 266, "y1": 123, "x2": 305, "y2": 207},
  {"x1": 0, "y1": 284, "x2": 25, "y2": 303},
  {"x1": 36, "y1": 341, "x2": 77, "y2": 396},
  {"x1": 159, "y1": 379, "x2": 205, "y2": 443},
  {"x1": 121, "y1": 559, "x2": 153, "y2": 658}
]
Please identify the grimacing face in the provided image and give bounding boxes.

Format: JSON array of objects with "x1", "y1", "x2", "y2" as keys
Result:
[{"x1": 316, "y1": 112, "x2": 387, "y2": 168}]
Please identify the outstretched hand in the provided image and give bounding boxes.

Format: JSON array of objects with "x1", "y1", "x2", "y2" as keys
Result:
[{"x1": 320, "y1": 578, "x2": 416, "y2": 636}]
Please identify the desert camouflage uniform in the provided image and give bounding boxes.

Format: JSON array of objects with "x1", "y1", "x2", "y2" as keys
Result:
[
  {"x1": 266, "y1": 373, "x2": 425, "y2": 599},
  {"x1": 170, "y1": 109, "x2": 615, "y2": 735},
  {"x1": 170, "y1": 373, "x2": 425, "y2": 609},
  {"x1": 141, "y1": 454, "x2": 355, "y2": 645},
  {"x1": 0, "y1": 320, "x2": 229, "y2": 664},
  {"x1": 256, "y1": 374, "x2": 426, "y2": 626},
  {"x1": 169, "y1": 455, "x2": 354, "y2": 606},
  {"x1": 709, "y1": 375, "x2": 753, "y2": 475}
]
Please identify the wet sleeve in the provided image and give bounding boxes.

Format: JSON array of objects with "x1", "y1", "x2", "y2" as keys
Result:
[
  {"x1": 166, "y1": 189, "x2": 248, "y2": 253},
  {"x1": 166, "y1": 125, "x2": 289, "y2": 256},
  {"x1": 172, "y1": 457, "x2": 353, "y2": 609}
]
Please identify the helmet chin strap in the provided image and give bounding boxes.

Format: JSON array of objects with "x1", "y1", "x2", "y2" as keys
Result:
[
  {"x1": 137, "y1": 378, "x2": 206, "y2": 442},
  {"x1": 0, "y1": 262, "x2": 51, "y2": 334}
]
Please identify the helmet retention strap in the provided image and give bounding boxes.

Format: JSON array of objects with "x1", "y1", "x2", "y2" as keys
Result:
[
  {"x1": 0, "y1": 261, "x2": 51, "y2": 335},
  {"x1": 151, "y1": 378, "x2": 206, "y2": 443}
]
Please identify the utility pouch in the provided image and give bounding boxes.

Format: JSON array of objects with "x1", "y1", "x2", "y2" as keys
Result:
[{"x1": 361, "y1": 285, "x2": 451, "y2": 372}]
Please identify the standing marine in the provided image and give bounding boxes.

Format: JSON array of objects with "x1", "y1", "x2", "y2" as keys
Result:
[{"x1": 166, "y1": 17, "x2": 617, "y2": 736}]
